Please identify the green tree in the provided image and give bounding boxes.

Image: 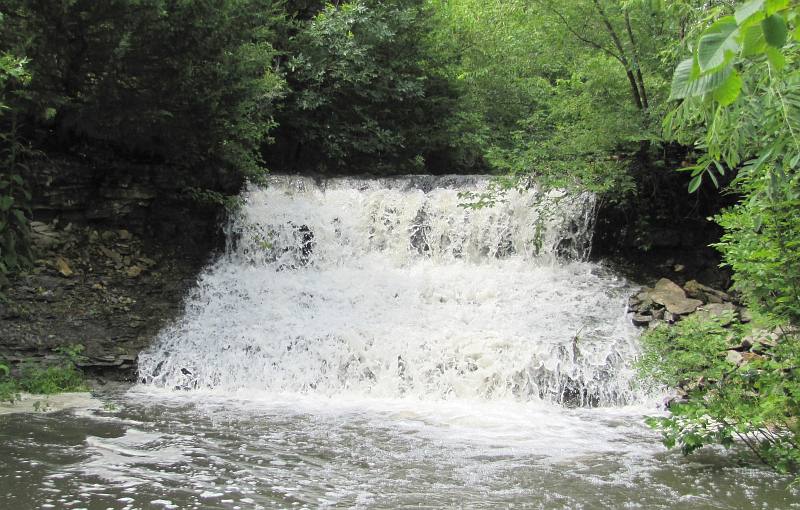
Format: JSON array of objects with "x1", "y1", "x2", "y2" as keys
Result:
[
  {"x1": 646, "y1": 0, "x2": 800, "y2": 477},
  {"x1": 271, "y1": 0, "x2": 463, "y2": 174},
  {"x1": 1, "y1": 0, "x2": 285, "y2": 185},
  {"x1": 0, "y1": 13, "x2": 31, "y2": 281},
  {"x1": 666, "y1": 0, "x2": 800, "y2": 323}
]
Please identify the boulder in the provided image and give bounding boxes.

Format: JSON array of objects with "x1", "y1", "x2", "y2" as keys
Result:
[
  {"x1": 684, "y1": 279, "x2": 731, "y2": 304},
  {"x1": 739, "y1": 308, "x2": 753, "y2": 323},
  {"x1": 55, "y1": 257, "x2": 73, "y2": 278},
  {"x1": 694, "y1": 303, "x2": 737, "y2": 325},
  {"x1": 726, "y1": 350, "x2": 743, "y2": 365},
  {"x1": 649, "y1": 278, "x2": 703, "y2": 315},
  {"x1": 29, "y1": 221, "x2": 66, "y2": 250},
  {"x1": 632, "y1": 313, "x2": 653, "y2": 326}
]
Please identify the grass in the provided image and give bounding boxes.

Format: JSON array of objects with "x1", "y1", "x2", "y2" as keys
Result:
[{"x1": 0, "y1": 345, "x2": 88, "y2": 403}]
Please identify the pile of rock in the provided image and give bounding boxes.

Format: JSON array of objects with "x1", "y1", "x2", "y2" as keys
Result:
[{"x1": 628, "y1": 278, "x2": 746, "y2": 328}]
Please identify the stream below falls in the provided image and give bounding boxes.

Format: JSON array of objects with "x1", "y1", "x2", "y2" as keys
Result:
[{"x1": 1, "y1": 175, "x2": 798, "y2": 509}]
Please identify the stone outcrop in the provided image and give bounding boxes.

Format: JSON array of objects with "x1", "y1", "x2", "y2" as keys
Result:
[
  {"x1": 25, "y1": 155, "x2": 235, "y2": 250},
  {"x1": 628, "y1": 277, "x2": 746, "y2": 328},
  {"x1": 0, "y1": 155, "x2": 230, "y2": 381},
  {"x1": 0, "y1": 223, "x2": 210, "y2": 381}
]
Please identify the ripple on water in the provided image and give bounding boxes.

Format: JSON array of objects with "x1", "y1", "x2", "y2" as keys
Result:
[{"x1": 1, "y1": 391, "x2": 796, "y2": 509}]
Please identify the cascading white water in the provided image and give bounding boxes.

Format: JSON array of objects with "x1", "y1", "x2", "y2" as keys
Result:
[{"x1": 138, "y1": 175, "x2": 641, "y2": 406}]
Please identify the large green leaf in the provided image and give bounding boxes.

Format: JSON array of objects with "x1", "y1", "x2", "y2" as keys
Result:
[
  {"x1": 697, "y1": 17, "x2": 740, "y2": 72},
  {"x1": 766, "y1": 46, "x2": 786, "y2": 71},
  {"x1": 741, "y1": 24, "x2": 767, "y2": 56},
  {"x1": 765, "y1": 0, "x2": 789, "y2": 15},
  {"x1": 713, "y1": 69, "x2": 743, "y2": 106},
  {"x1": 735, "y1": 0, "x2": 765, "y2": 25},
  {"x1": 669, "y1": 58, "x2": 734, "y2": 100},
  {"x1": 762, "y1": 14, "x2": 788, "y2": 47}
]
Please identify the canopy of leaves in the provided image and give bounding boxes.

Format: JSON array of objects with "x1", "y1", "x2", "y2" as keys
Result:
[
  {"x1": 271, "y1": 0, "x2": 463, "y2": 174},
  {"x1": 0, "y1": 0, "x2": 285, "y2": 181}
]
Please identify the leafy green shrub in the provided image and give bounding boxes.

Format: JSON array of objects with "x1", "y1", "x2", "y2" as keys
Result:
[
  {"x1": 17, "y1": 363, "x2": 86, "y2": 395},
  {"x1": 640, "y1": 315, "x2": 800, "y2": 476},
  {"x1": 715, "y1": 178, "x2": 800, "y2": 325},
  {"x1": 642, "y1": 0, "x2": 800, "y2": 480},
  {"x1": 0, "y1": 362, "x2": 19, "y2": 402},
  {"x1": 0, "y1": 25, "x2": 32, "y2": 281},
  {"x1": 0, "y1": 345, "x2": 88, "y2": 401}
]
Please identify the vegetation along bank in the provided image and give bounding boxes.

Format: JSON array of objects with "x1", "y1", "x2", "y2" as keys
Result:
[{"x1": 0, "y1": 0, "x2": 798, "y2": 479}]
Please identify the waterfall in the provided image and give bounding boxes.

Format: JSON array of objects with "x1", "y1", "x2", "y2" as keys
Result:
[{"x1": 138, "y1": 175, "x2": 641, "y2": 406}]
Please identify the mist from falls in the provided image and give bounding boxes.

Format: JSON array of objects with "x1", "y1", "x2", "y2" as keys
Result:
[{"x1": 138, "y1": 175, "x2": 643, "y2": 406}]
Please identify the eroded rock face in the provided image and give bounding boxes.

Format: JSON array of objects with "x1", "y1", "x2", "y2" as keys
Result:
[
  {"x1": 1, "y1": 157, "x2": 227, "y2": 380},
  {"x1": 0, "y1": 224, "x2": 210, "y2": 381}
]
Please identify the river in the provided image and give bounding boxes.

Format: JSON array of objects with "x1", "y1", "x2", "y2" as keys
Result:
[{"x1": 1, "y1": 176, "x2": 796, "y2": 509}]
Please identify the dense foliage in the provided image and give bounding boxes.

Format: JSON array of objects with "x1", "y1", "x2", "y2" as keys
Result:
[
  {"x1": 0, "y1": 35, "x2": 30, "y2": 280},
  {"x1": 643, "y1": 0, "x2": 800, "y2": 477},
  {"x1": 429, "y1": 0, "x2": 702, "y2": 191},
  {"x1": 0, "y1": 0, "x2": 285, "y2": 178},
  {"x1": 641, "y1": 317, "x2": 800, "y2": 476},
  {"x1": 0, "y1": 0, "x2": 799, "y2": 477},
  {"x1": 273, "y1": 0, "x2": 463, "y2": 174},
  {"x1": 0, "y1": 345, "x2": 87, "y2": 402}
]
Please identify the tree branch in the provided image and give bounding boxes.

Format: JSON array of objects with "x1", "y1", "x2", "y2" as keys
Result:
[{"x1": 625, "y1": 9, "x2": 649, "y2": 110}]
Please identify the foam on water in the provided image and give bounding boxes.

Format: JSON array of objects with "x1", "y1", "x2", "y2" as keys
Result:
[
  {"x1": 138, "y1": 175, "x2": 641, "y2": 405},
  {"x1": 3, "y1": 176, "x2": 797, "y2": 510}
]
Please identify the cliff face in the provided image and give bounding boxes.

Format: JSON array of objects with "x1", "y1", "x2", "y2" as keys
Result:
[
  {"x1": 0, "y1": 156, "x2": 231, "y2": 381},
  {"x1": 25, "y1": 156, "x2": 236, "y2": 246}
]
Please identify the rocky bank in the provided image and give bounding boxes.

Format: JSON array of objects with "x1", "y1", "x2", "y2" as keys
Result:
[
  {"x1": 628, "y1": 277, "x2": 746, "y2": 328},
  {"x1": 0, "y1": 156, "x2": 229, "y2": 381}
]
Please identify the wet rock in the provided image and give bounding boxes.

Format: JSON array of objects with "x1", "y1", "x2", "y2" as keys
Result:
[
  {"x1": 649, "y1": 278, "x2": 703, "y2": 315},
  {"x1": 632, "y1": 313, "x2": 653, "y2": 326}
]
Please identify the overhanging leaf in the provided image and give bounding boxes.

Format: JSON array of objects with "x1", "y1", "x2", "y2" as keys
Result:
[
  {"x1": 765, "y1": 0, "x2": 789, "y2": 15},
  {"x1": 766, "y1": 46, "x2": 786, "y2": 70},
  {"x1": 688, "y1": 174, "x2": 703, "y2": 193},
  {"x1": 741, "y1": 24, "x2": 767, "y2": 56},
  {"x1": 762, "y1": 14, "x2": 788, "y2": 47},
  {"x1": 670, "y1": 59, "x2": 734, "y2": 100},
  {"x1": 735, "y1": 0, "x2": 765, "y2": 26},
  {"x1": 697, "y1": 17, "x2": 740, "y2": 72},
  {"x1": 713, "y1": 69, "x2": 743, "y2": 106}
]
